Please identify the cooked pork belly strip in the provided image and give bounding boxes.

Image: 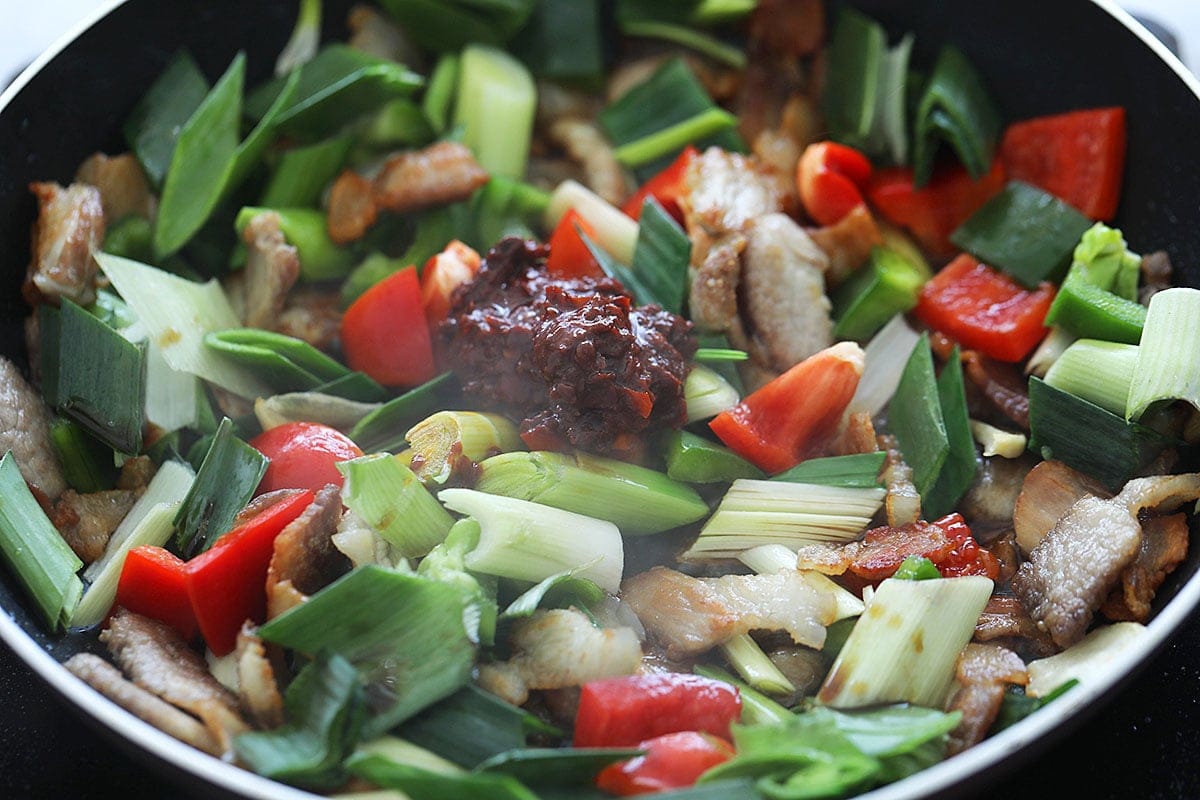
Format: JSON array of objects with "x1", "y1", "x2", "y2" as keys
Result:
[
  {"x1": 0, "y1": 356, "x2": 67, "y2": 500},
  {"x1": 265, "y1": 484, "x2": 349, "y2": 620},
  {"x1": 1101, "y1": 513, "x2": 1189, "y2": 623},
  {"x1": 239, "y1": 211, "x2": 300, "y2": 330},
  {"x1": 373, "y1": 141, "x2": 489, "y2": 214},
  {"x1": 51, "y1": 488, "x2": 140, "y2": 564},
  {"x1": 74, "y1": 152, "x2": 154, "y2": 223},
  {"x1": 235, "y1": 624, "x2": 285, "y2": 729},
  {"x1": 947, "y1": 644, "x2": 1028, "y2": 755},
  {"x1": 25, "y1": 182, "x2": 105, "y2": 306}
]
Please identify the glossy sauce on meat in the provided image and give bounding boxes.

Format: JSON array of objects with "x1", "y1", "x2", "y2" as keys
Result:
[{"x1": 442, "y1": 237, "x2": 697, "y2": 457}]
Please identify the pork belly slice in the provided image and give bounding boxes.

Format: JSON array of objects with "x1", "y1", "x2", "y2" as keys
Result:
[
  {"x1": 65, "y1": 653, "x2": 223, "y2": 756},
  {"x1": 973, "y1": 595, "x2": 1057, "y2": 660},
  {"x1": 477, "y1": 608, "x2": 642, "y2": 706},
  {"x1": 1101, "y1": 512, "x2": 1189, "y2": 623},
  {"x1": 274, "y1": 287, "x2": 343, "y2": 352},
  {"x1": 74, "y1": 152, "x2": 154, "y2": 223},
  {"x1": 1013, "y1": 473, "x2": 1200, "y2": 649},
  {"x1": 682, "y1": 148, "x2": 787, "y2": 239},
  {"x1": 0, "y1": 356, "x2": 67, "y2": 500},
  {"x1": 101, "y1": 608, "x2": 249, "y2": 754},
  {"x1": 373, "y1": 141, "x2": 489, "y2": 214},
  {"x1": 51, "y1": 488, "x2": 139, "y2": 564},
  {"x1": 621, "y1": 566, "x2": 836, "y2": 660},
  {"x1": 807, "y1": 204, "x2": 882, "y2": 287},
  {"x1": 235, "y1": 623, "x2": 285, "y2": 730},
  {"x1": 266, "y1": 484, "x2": 349, "y2": 620},
  {"x1": 239, "y1": 211, "x2": 300, "y2": 330},
  {"x1": 547, "y1": 118, "x2": 628, "y2": 206},
  {"x1": 688, "y1": 233, "x2": 745, "y2": 333},
  {"x1": 25, "y1": 182, "x2": 105, "y2": 306},
  {"x1": 946, "y1": 644, "x2": 1028, "y2": 755}
]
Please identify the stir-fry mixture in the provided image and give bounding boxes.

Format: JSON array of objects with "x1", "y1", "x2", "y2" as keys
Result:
[{"x1": 4, "y1": 1, "x2": 1200, "y2": 797}]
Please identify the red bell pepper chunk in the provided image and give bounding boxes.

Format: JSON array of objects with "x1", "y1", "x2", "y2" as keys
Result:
[
  {"x1": 185, "y1": 489, "x2": 314, "y2": 656},
  {"x1": 116, "y1": 546, "x2": 198, "y2": 640},
  {"x1": 914, "y1": 254, "x2": 1056, "y2": 363},
  {"x1": 574, "y1": 673, "x2": 742, "y2": 748},
  {"x1": 249, "y1": 421, "x2": 364, "y2": 494},
  {"x1": 709, "y1": 342, "x2": 865, "y2": 475},
  {"x1": 595, "y1": 731, "x2": 735, "y2": 796},
  {"x1": 867, "y1": 159, "x2": 1006, "y2": 258},
  {"x1": 1000, "y1": 107, "x2": 1126, "y2": 221},
  {"x1": 546, "y1": 209, "x2": 604, "y2": 279},
  {"x1": 797, "y1": 141, "x2": 873, "y2": 226},
  {"x1": 341, "y1": 266, "x2": 436, "y2": 387},
  {"x1": 621, "y1": 145, "x2": 697, "y2": 225},
  {"x1": 421, "y1": 240, "x2": 481, "y2": 327}
]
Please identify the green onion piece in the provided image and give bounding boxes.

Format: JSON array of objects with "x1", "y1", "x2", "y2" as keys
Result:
[
  {"x1": 818, "y1": 575, "x2": 993, "y2": 708},
  {"x1": 833, "y1": 246, "x2": 928, "y2": 342},
  {"x1": 341, "y1": 252, "x2": 406, "y2": 307},
  {"x1": 1042, "y1": 266, "x2": 1147, "y2": 344},
  {"x1": 800, "y1": 705, "x2": 962, "y2": 784},
  {"x1": 375, "y1": 0, "x2": 536, "y2": 51},
  {"x1": 205, "y1": 326, "x2": 357, "y2": 394},
  {"x1": 615, "y1": 107, "x2": 738, "y2": 168},
  {"x1": 254, "y1": 392, "x2": 380, "y2": 434},
  {"x1": 599, "y1": 57, "x2": 744, "y2": 180},
  {"x1": 338, "y1": 454, "x2": 455, "y2": 558},
  {"x1": 350, "y1": 372, "x2": 457, "y2": 452},
  {"x1": 356, "y1": 99, "x2": 435, "y2": 153},
  {"x1": 875, "y1": 34, "x2": 915, "y2": 165},
  {"x1": 475, "y1": 450, "x2": 708, "y2": 535},
  {"x1": 694, "y1": 348, "x2": 748, "y2": 362},
  {"x1": 911, "y1": 46, "x2": 1000, "y2": 187},
  {"x1": 259, "y1": 566, "x2": 475, "y2": 737},
  {"x1": 1044, "y1": 339, "x2": 1138, "y2": 416},
  {"x1": 682, "y1": 480, "x2": 885, "y2": 560},
  {"x1": 694, "y1": 664, "x2": 794, "y2": 726},
  {"x1": 235, "y1": 651, "x2": 367, "y2": 790},
  {"x1": 454, "y1": 44, "x2": 536, "y2": 178},
  {"x1": 311, "y1": 371, "x2": 389, "y2": 403},
  {"x1": 1025, "y1": 622, "x2": 1147, "y2": 698},
  {"x1": 128, "y1": 325, "x2": 201, "y2": 435},
  {"x1": 261, "y1": 136, "x2": 353, "y2": 209},
  {"x1": 950, "y1": 181, "x2": 1092, "y2": 288},
  {"x1": 246, "y1": 44, "x2": 423, "y2": 139},
  {"x1": 346, "y1": 754, "x2": 537, "y2": 800},
  {"x1": 510, "y1": 0, "x2": 605, "y2": 81},
  {"x1": 418, "y1": 519, "x2": 498, "y2": 645},
  {"x1": 70, "y1": 502, "x2": 179, "y2": 629},
  {"x1": 822, "y1": 8, "x2": 884, "y2": 154},
  {"x1": 96, "y1": 253, "x2": 270, "y2": 399},
  {"x1": 49, "y1": 417, "x2": 118, "y2": 493},
  {"x1": 174, "y1": 417, "x2": 267, "y2": 555},
  {"x1": 923, "y1": 346, "x2": 977, "y2": 518},
  {"x1": 848, "y1": 313, "x2": 922, "y2": 418},
  {"x1": 123, "y1": 50, "x2": 210, "y2": 188},
  {"x1": 406, "y1": 411, "x2": 524, "y2": 485},
  {"x1": 1072, "y1": 223, "x2": 1141, "y2": 301},
  {"x1": 685, "y1": 363, "x2": 740, "y2": 423},
  {"x1": 579, "y1": 228, "x2": 660, "y2": 309},
  {"x1": 889, "y1": 334, "x2": 948, "y2": 497},
  {"x1": 498, "y1": 568, "x2": 605, "y2": 621},
  {"x1": 662, "y1": 430, "x2": 765, "y2": 484},
  {"x1": 102, "y1": 215, "x2": 155, "y2": 263},
  {"x1": 398, "y1": 684, "x2": 544, "y2": 769},
  {"x1": 771, "y1": 452, "x2": 886, "y2": 489},
  {"x1": 235, "y1": 206, "x2": 353, "y2": 280},
  {"x1": 439, "y1": 488, "x2": 624, "y2": 593},
  {"x1": 619, "y1": 19, "x2": 747, "y2": 69},
  {"x1": 40, "y1": 301, "x2": 146, "y2": 455},
  {"x1": 720, "y1": 633, "x2": 796, "y2": 695},
  {"x1": 1126, "y1": 288, "x2": 1200, "y2": 421},
  {"x1": 893, "y1": 555, "x2": 941, "y2": 581},
  {"x1": 275, "y1": 0, "x2": 322, "y2": 76},
  {"x1": 0, "y1": 451, "x2": 84, "y2": 631},
  {"x1": 1027, "y1": 377, "x2": 1167, "y2": 491},
  {"x1": 470, "y1": 176, "x2": 551, "y2": 251},
  {"x1": 631, "y1": 197, "x2": 691, "y2": 315},
  {"x1": 476, "y1": 747, "x2": 644, "y2": 786},
  {"x1": 423, "y1": 53, "x2": 460, "y2": 133},
  {"x1": 546, "y1": 180, "x2": 639, "y2": 265},
  {"x1": 697, "y1": 333, "x2": 744, "y2": 394},
  {"x1": 355, "y1": 736, "x2": 463, "y2": 777}
]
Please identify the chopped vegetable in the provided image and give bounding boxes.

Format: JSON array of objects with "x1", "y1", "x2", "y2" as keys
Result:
[
  {"x1": 235, "y1": 206, "x2": 353, "y2": 280},
  {"x1": 406, "y1": 411, "x2": 523, "y2": 485},
  {"x1": 338, "y1": 454, "x2": 454, "y2": 557},
  {"x1": 545, "y1": 180, "x2": 639, "y2": 266},
  {"x1": 797, "y1": 141, "x2": 873, "y2": 227},
  {"x1": 925, "y1": 345, "x2": 977, "y2": 518},
  {"x1": 376, "y1": 0, "x2": 536, "y2": 51},
  {"x1": 662, "y1": 430, "x2": 765, "y2": 484},
  {"x1": 888, "y1": 335, "x2": 948, "y2": 497},
  {"x1": 455, "y1": 44, "x2": 536, "y2": 178},
  {"x1": 1025, "y1": 622, "x2": 1147, "y2": 697},
  {"x1": 630, "y1": 197, "x2": 691, "y2": 316},
  {"x1": 340, "y1": 266, "x2": 436, "y2": 388},
  {"x1": 684, "y1": 363, "x2": 740, "y2": 423},
  {"x1": 421, "y1": 241, "x2": 482, "y2": 326},
  {"x1": 911, "y1": 46, "x2": 1000, "y2": 187},
  {"x1": 615, "y1": 108, "x2": 738, "y2": 169},
  {"x1": 510, "y1": 0, "x2": 604, "y2": 81},
  {"x1": 1067, "y1": 222, "x2": 1141, "y2": 301},
  {"x1": 771, "y1": 452, "x2": 886, "y2": 489},
  {"x1": 832, "y1": 246, "x2": 928, "y2": 341},
  {"x1": 349, "y1": 372, "x2": 457, "y2": 453},
  {"x1": 174, "y1": 417, "x2": 268, "y2": 555},
  {"x1": 1043, "y1": 339, "x2": 1138, "y2": 416},
  {"x1": 545, "y1": 210, "x2": 603, "y2": 279},
  {"x1": 848, "y1": 313, "x2": 922, "y2": 417},
  {"x1": 251, "y1": 421, "x2": 364, "y2": 494},
  {"x1": 621, "y1": 146, "x2": 696, "y2": 223},
  {"x1": 1126, "y1": 288, "x2": 1200, "y2": 421},
  {"x1": 719, "y1": 633, "x2": 795, "y2": 695},
  {"x1": 399, "y1": 684, "x2": 546, "y2": 769},
  {"x1": 114, "y1": 544, "x2": 197, "y2": 639},
  {"x1": 123, "y1": 50, "x2": 209, "y2": 188},
  {"x1": 596, "y1": 731, "x2": 735, "y2": 796},
  {"x1": 1042, "y1": 268, "x2": 1146, "y2": 344},
  {"x1": 574, "y1": 673, "x2": 742, "y2": 747},
  {"x1": 969, "y1": 420, "x2": 1028, "y2": 459}
]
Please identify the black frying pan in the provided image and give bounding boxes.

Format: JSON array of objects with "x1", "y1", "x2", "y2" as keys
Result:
[{"x1": 1, "y1": 0, "x2": 1199, "y2": 797}]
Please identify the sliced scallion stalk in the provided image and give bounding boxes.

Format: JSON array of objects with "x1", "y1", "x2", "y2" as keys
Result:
[
  {"x1": 911, "y1": 46, "x2": 1000, "y2": 187},
  {"x1": 357, "y1": 98, "x2": 435, "y2": 150},
  {"x1": 454, "y1": 44, "x2": 536, "y2": 178},
  {"x1": 498, "y1": 568, "x2": 605, "y2": 621},
  {"x1": 422, "y1": 53, "x2": 460, "y2": 133},
  {"x1": 817, "y1": 575, "x2": 993, "y2": 708},
  {"x1": 694, "y1": 664, "x2": 793, "y2": 726},
  {"x1": 49, "y1": 418, "x2": 118, "y2": 493},
  {"x1": 685, "y1": 363, "x2": 740, "y2": 423},
  {"x1": 0, "y1": 450, "x2": 84, "y2": 631},
  {"x1": 682, "y1": 480, "x2": 885, "y2": 560},
  {"x1": 1126, "y1": 288, "x2": 1200, "y2": 421},
  {"x1": 848, "y1": 313, "x2": 922, "y2": 418},
  {"x1": 1044, "y1": 339, "x2": 1138, "y2": 416},
  {"x1": 475, "y1": 450, "x2": 708, "y2": 535},
  {"x1": 720, "y1": 633, "x2": 795, "y2": 695},
  {"x1": 771, "y1": 453, "x2": 886, "y2": 489},
  {"x1": 694, "y1": 348, "x2": 748, "y2": 362},
  {"x1": 338, "y1": 454, "x2": 455, "y2": 558},
  {"x1": 471, "y1": 176, "x2": 551, "y2": 250},
  {"x1": 406, "y1": 411, "x2": 523, "y2": 485},
  {"x1": 123, "y1": 50, "x2": 209, "y2": 188},
  {"x1": 630, "y1": 197, "x2": 691, "y2": 315},
  {"x1": 375, "y1": 0, "x2": 536, "y2": 52},
  {"x1": 350, "y1": 372, "x2": 457, "y2": 452},
  {"x1": 439, "y1": 488, "x2": 624, "y2": 593},
  {"x1": 397, "y1": 684, "x2": 550, "y2": 769},
  {"x1": 260, "y1": 135, "x2": 353, "y2": 209},
  {"x1": 174, "y1": 418, "x2": 267, "y2": 555},
  {"x1": 418, "y1": 519, "x2": 498, "y2": 645},
  {"x1": 122, "y1": 321, "x2": 200, "y2": 435},
  {"x1": 1043, "y1": 268, "x2": 1146, "y2": 344},
  {"x1": 1025, "y1": 622, "x2": 1147, "y2": 698},
  {"x1": 662, "y1": 430, "x2": 765, "y2": 484},
  {"x1": 545, "y1": 180, "x2": 639, "y2": 266},
  {"x1": 615, "y1": 107, "x2": 737, "y2": 168}
]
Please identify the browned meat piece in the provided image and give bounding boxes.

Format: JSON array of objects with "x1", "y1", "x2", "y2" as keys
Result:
[
  {"x1": 962, "y1": 351, "x2": 1031, "y2": 430},
  {"x1": 547, "y1": 118, "x2": 628, "y2": 206},
  {"x1": 1013, "y1": 473, "x2": 1200, "y2": 648},
  {"x1": 65, "y1": 654, "x2": 223, "y2": 756},
  {"x1": 476, "y1": 609, "x2": 642, "y2": 706},
  {"x1": 101, "y1": 608, "x2": 249, "y2": 754},
  {"x1": 1101, "y1": 513, "x2": 1189, "y2": 623},
  {"x1": 374, "y1": 141, "x2": 489, "y2": 214},
  {"x1": 980, "y1": 529, "x2": 1021, "y2": 587},
  {"x1": 50, "y1": 488, "x2": 139, "y2": 564},
  {"x1": 74, "y1": 152, "x2": 154, "y2": 222},
  {"x1": 0, "y1": 357, "x2": 66, "y2": 500},
  {"x1": 25, "y1": 182, "x2": 105, "y2": 306},
  {"x1": 621, "y1": 566, "x2": 836, "y2": 660},
  {"x1": 234, "y1": 488, "x2": 308, "y2": 529},
  {"x1": 737, "y1": 0, "x2": 822, "y2": 143},
  {"x1": 689, "y1": 233, "x2": 745, "y2": 333},
  {"x1": 833, "y1": 412, "x2": 877, "y2": 457},
  {"x1": 735, "y1": 213, "x2": 832, "y2": 372},
  {"x1": 240, "y1": 211, "x2": 300, "y2": 329},
  {"x1": 327, "y1": 169, "x2": 378, "y2": 245},
  {"x1": 235, "y1": 624, "x2": 285, "y2": 729},
  {"x1": 116, "y1": 455, "x2": 156, "y2": 491},
  {"x1": 748, "y1": 0, "x2": 825, "y2": 59},
  {"x1": 1138, "y1": 250, "x2": 1172, "y2": 306},
  {"x1": 946, "y1": 644, "x2": 1028, "y2": 755},
  {"x1": 808, "y1": 205, "x2": 883, "y2": 287},
  {"x1": 974, "y1": 595, "x2": 1058, "y2": 659},
  {"x1": 878, "y1": 434, "x2": 921, "y2": 526},
  {"x1": 1013, "y1": 460, "x2": 1110, "y2": 555},
  {"x1": 682, "y1": 148, "x2": 787, "y2": 239},
  {"x1": 266, "y1": 484, "x2": 349, "y2": 620},
  {"x1": 274, "y1": 287, "x2": 343, "y2": 352},
  {"x1": 959, "y1": 453, "x2": 1037, "y2": 526}
]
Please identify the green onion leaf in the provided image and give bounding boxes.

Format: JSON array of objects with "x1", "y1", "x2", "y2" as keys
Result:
[
  {"x1": 498, "y1": 568, "x2": 606, "y2": 621},
  {"x1": 275, "y1": 0, "x2": 322, "y2": 77},
  {"x1": 375, "y1": 0, "x2": 536, "y2": 51},
  {"x1": 205, "y1": 327, "x2": 363, "y2": 395},
  {"x1": 923, "y1": 346, "x2": 977, "y2": 518},
  {"x1": 0, "y1": 450, "x2": 84, "y2": 631},
  {"x1": 258, "y1": 566, "x2": 476, "y2": 737},
  {"x1": 662, "y1": 430, "x2": 765, "y2": 484},
  {"x1": 545, "y1": 180, "x2": 639, "y2": 265},
  {"x1": 471, "y1": 176, "x2": 551, "y2": 251},
  {"x1": 1126, "y1": 288, "x2": 1200, "y2": 421},
  {"x1": 510, "y1": 0, "x2": 606, "y2": 81},
  {"x1": 694, "y1": 348, "x2": 748, "y2": 362},
  {"x1": 261, "y1": 136, "x2": 353, "y2": 209},
  {"x1": 173, "y1": 417, "x2": 267, "y2": 555},
  {"x1": 911, "y1": 46, "x2": 1000, "y2": 187},
  {"x1": 630, "y1": 196, "x2": 691, "y2": 315},
  {"x1": 356, "y1": 98, "x2": 436, "y2": 151},
  {"x1": 338, "y1": 454, "x2": 455, "y2": 558},
  {"x1": 49, "y1": 418, "x2": 118, "y2": 493},
  {"x1": 476, "y1": 748, "x2": 644, "y2": 786},
  {"x1": 615, "y1": 107, "x2": 738, "y2": 169},
  {"x1": 423, "y1": 53, "x2": 460, "y2": 134},
  {"x1": 123, "y1": 50, "x2": 210, "y2": 188},
  {"x1": 720, "y1": 633, "x2": 796, "y2": 695},
  {"x1": 350, "y1": 372, "x2": 457, "y2": 452},
  {"x1": 823, "y1": 8, "x2": 884, "y2": 154},
  {"x1": 418, "y1": 519, "x2": 498, "y2": 645},
  {"x1": 771, "y1": 452, "x2": 886, "y2": 488},
  {"x1": 950, "y1": 181, "x2": 1092, "y2": 289},
  {"x1": 889, "y1": 334, "x2": 948, "y2": 497},
  {"x1": 398, "y1": 684, "x2": 548, "y2": 769},
  {"x1": 991, "y1": 680, "x2": 1078, "y2": 734}
]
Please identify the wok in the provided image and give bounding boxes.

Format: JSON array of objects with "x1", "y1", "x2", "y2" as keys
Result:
[{"x1": 1, "y1": 0, "x2": 1199, "y2": 797}]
